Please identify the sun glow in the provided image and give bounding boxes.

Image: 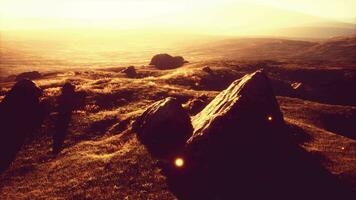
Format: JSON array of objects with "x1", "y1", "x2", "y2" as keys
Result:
[
  {"x1": 1, "y1": 0, "x2": 355, "y2": 32},
  {"x1": 174, "y1": 157, "x2": 184, "y2": 168}
]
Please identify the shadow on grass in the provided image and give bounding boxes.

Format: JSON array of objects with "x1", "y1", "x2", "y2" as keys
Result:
[{"x1": 158, "y1": 124, "x2": 355, "y2": 200}]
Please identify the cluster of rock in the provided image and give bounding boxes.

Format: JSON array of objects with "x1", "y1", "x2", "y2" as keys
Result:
[
  {"x1": 134, "y1": 70, "x2": 284, "y2": 160},
  {"x1": 119, "y1": 53, "x2": 187, "y2": 77},
  {"x1": 0, "y1": 79, "x2": 86, "y2": 172},
  {"x1": 149, "y1": 54, "x2": 187, "y2": 69},
  {"x1": 133, "y1": 70, "x2": 351, "y2": 199}
]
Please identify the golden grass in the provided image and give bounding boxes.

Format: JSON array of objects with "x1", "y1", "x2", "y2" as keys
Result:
[{"x1": 0, "y1": 59, "x2": 355, "y2": 198}]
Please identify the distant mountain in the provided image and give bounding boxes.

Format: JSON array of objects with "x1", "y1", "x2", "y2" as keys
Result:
[
  {"x1": 187, "y1": 36, "x2": 356, "y2": 64},
  {"x1": 294, "y1": 36, "x2": 356, "y2": 63},
  {"x1": 271, "y1": 23, "x2": 356, "y2": 39}
]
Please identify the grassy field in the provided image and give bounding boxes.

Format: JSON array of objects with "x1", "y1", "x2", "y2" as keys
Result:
[{"x1": 0, "y1": 36, "x2": 355, "y2": 199}]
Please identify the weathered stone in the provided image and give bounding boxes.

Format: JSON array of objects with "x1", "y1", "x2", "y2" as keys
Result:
[
  {"x1": 149, "y1": 54, "x2": 186, "y2": 69},
  {"x1": 133, "y1": 97, "x2": 193, "y2": 158},
  {"x1": 121, "y1": 66, "x2": 137, "y2": 78},
  {"x1": 182, "y1": 70, "x2": 288, "y2": 198},
  {"x1": 0, "y1": 79, "x2": 45, "y2": 172},
  {"x1": 188, "y1": 70, "x2": 284, "y2": 146},
  {"x1": 184, "y1": 95, "x2": 209, "y2": 116},
  {"x1": 159, "y1": 70, "x2": 353, "y2": 200},
  {"x1": 15, "y1": 71, "x2": 42, "y2": 81}
]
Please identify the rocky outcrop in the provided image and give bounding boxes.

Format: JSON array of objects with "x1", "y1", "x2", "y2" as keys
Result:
[
  {"x1": 185, "y1": 71, "x2": 286, "y2": 184},
  {"x1": 133, "y1": 97, "x2": 193, "y2": 158},
  {"x1": 153, "y1": 70, "x2": 290, "y2": 199},
  {"x1": 0, "y1": 79, "x2": 45, "y2": 172},
  {"x1": 184, "y1": 95, "x2": 209, "y2": 116},
  {"x1": 134, "y1": 70, "x2": 354, "y2": 199},
  {"x1": 189, "y1": 70, "x2": 284, "y2": 146},
  {"x1": 149, "y1": 54, "x2": 186, "y2": 69},
  {"x1": 15, "y1": 71, "x2": 42, "y2": 81},
  {"x1": 121, "y1": 66, "x2": 137, "y2": 78}
]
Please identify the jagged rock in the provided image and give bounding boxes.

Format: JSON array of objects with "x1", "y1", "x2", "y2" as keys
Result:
[
  {"x1": 189, "y1": 70, "x2": 284, "y2": 145},
  {"x1": 121, "y1": 66, "x2": 137, "y2": 78},
  {"x1": 15, "y1": 71, "x2": 42, "y2": 81},
  {"x1": 0, "y1": 79, "x2": 45, "y2": 172},
  {"x1": 157, "y1": 71, "x2": 354, "y2": 200},
  {"x1": 181, "y1": 70, "x2": 288, "y2": 198},
  {"x1": 133, "y1": 97, "x2": 193, "y2": 158},
  {"x1": 149, "y1": 54, "x2": 186, "y2": 69},
  {"x1": 184, "y1": 95, "x2": 209, "y2": 115},
  {"x1": 202, "y1": 66, "x2": 213, "y2": 74}
]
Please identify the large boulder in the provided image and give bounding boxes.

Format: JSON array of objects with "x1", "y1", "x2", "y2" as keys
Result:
[
  {"x1": 167, "y1": 70, "x2": 351, "y2": 199},
  {"x1": 149, "y1": 54, "x2": 186, "y2": 69},
  {"x1": 0, "y1": 79, "x2": 45, "y2": 172},
  {"x1": 189, "y1": 70, "x2": 284, "y2": 147},
  {"x1": 133, "y1": 97, "x2": 193, "y2": 158},
  {"x1": 174, "y1": 70, "x2": 286, "y2": 198},
  {"x1": 15, "y1": 71, "x2": 42, "y2": 81}
]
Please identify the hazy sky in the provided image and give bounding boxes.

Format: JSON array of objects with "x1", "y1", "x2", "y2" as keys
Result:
[{"x1": 0, "y1": 0, "x2": 355, "y2": 31}]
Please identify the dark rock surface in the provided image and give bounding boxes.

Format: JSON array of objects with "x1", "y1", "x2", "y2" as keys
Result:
[
  {"x1": 189, "y1": 70, "x2": 284, "y2": 144},
  {"x1": 164, "y1": 70, "x2": 354, "y2": 200},
  {"x1": 149, "y1": 54, "x2": 186, "y2": 69},
  {"x1": 133, "y1": 97, "x2": 193, "y2": 158},
  {"x1": 121, "y1": 66, "x2": 137, "y2": 78},
  {"x1": 15, "y1": 71, "x2": 42, "y2": 81},
  {"x1": 184, "y1": 95, "x2": 209, "y2": 115},
  {"x1": 0, "y1": 79, "x2": 45, "y2": 173}
]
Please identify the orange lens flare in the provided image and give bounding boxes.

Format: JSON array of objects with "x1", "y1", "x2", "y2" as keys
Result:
[{"x1": 174, "y1": 157, "x2": 184, "y2": 168}]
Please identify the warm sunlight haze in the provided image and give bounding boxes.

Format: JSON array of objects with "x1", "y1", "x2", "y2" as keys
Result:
[
  {"x1": 1, "y1": 0, "x2": 356, "y2": 32},
  {"x1": 1, "y1": 0, "x2": 355, "y2": 77},
  {"x1": 0, "y1": 1, "x2": 356, "y2": 200}
]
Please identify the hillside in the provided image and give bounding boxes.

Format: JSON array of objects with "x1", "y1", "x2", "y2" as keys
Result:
[
  {"x1": 187, "y1": 36, "x2": 356, "y2": 64},
  {"x1": 294, "y1": 36, "x2": 356, "y2": 63},
  {"x1": 0, "y1": 59, "x2": 355, "y2": 199}
]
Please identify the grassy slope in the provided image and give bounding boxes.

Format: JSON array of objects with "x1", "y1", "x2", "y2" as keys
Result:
[{"x1": 0, "y1": 61, "x2": 355, "y2": 199}]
